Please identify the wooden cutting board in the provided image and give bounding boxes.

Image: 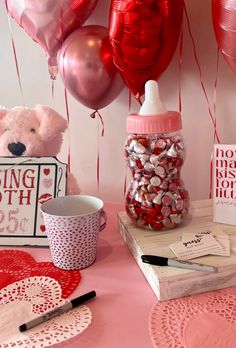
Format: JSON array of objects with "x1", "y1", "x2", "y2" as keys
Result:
[{"x1": 118, "y1": 200, "x2": 236, "y2": 301}]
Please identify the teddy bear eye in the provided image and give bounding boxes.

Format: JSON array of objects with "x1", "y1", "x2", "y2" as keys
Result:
[
  {"x1": 30, "y1": 128, "x2": 36, "y2": 133},
  {"x1": 4, "y1": 128, "x2": 9, "y2": 132}
]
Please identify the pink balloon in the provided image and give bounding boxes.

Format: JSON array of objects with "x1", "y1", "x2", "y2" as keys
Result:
[
  {"x1": 4, "y1": 0, "x2": 98, "y2": 78},
  {"x1": 58, "y1": 25, "x2": 124, "y2": 110}
]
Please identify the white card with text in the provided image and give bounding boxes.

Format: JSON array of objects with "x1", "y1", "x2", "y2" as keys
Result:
[
  {"x1": 213, "y1": 144, "x2": 236, "y2": 225},
  {"x1": 182, "y1": 225, "x2": 230, "y2": 257},
  {"x1": 169, "y1": 234, "x2": 223, "y2": 260}
]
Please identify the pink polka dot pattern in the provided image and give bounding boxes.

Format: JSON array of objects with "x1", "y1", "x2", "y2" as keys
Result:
[{"x1": 42, "y1": 210, "x2": 102, "y2": 270}]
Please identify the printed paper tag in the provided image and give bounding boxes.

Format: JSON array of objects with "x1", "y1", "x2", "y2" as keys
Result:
[
  {"x1": 169, "y1": 234, "x2": 223, "y2": 261},
  {"x1": 213, "y1": 144, "x2": 236, "y2": 225},
  {"x1": 182, "y1": 226, "x2": 230, "y2": 257}
]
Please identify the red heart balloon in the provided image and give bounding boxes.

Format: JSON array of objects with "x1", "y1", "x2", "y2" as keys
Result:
[
  {"x1": 109, "y1": 0, "x2": 183, "y2": 99},
  {"x1": 4, "y1": 0, "x2": 98, "y2": 78},
  {"x1": 212, "y1": 0, "x2": 236, "y2": 73},
  {"x1": 0, "y1": 250, "x2": 81, "y2": 298}
]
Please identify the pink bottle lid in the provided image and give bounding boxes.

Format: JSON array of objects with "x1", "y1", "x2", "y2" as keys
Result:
[
  {"x1": 127, "y1": 111, "x2": 182, "y2": 134},
  {"x1": 127, "y1": 80, "x2": 182, "y2": 134}
]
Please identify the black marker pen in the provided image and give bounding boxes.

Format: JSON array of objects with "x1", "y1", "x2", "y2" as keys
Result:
[
  {"x1": 141, "y1": 255, "x2": 217, "y2": 272},
  {"x1": 19, "y1": 290, "x2": 96, "y2": 332}
]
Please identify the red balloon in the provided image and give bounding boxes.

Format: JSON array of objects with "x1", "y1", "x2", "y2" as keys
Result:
[
  {"x1": 4, "y1": 0, "x2": 98, "y2": 78},
  {"x1": 109, "y1": 0, "x2": 183, "y2": 99},
  {"x1": 212, "y1": 0, "x2": 236, "y2": 73},
  {"x1": 58, "y1": 25, "x2": 124, "y2": 110}
]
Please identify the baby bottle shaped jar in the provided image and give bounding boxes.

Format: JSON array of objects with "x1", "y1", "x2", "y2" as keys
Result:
[{"x1": 125, "y1": 81, "x2": 189, "y2": 230}]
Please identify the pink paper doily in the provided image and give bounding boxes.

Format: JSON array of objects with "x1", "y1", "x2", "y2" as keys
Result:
[
  {"x1": 0, "y1": 250, "x2": 81, "y2": 298},
  {"x1": 0, "y1": 276, "x2": 92, "y2": 348},
  {"x1": 150, "y1": 287, "x2": 236, "y2": 348}
]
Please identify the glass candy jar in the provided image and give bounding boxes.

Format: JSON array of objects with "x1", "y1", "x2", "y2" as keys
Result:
[{"x1": 125, "y1": 81, "x2": 189, "y2": 230}]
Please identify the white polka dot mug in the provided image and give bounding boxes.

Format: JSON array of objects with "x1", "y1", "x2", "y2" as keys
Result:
[{"x1": 41, "y1": 195, "x2": 107, "y2": 270}]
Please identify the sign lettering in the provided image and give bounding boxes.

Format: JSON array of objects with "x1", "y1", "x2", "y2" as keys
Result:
[{"x1": 0, "y1": 157, "x2": 67, "y2": 246}]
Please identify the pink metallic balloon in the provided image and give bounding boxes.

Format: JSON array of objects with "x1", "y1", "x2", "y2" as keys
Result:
[
  {"x1": 212, "y1": 0, "x2": 236, "y2": 73},
  {"x1": 58, "y1": 25, "x2": 124, "y2": 110},
  {"x1": 4, "y1": 0, "x2": 98, "y2": 78}
]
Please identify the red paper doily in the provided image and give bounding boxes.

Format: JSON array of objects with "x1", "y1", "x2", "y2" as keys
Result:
[{"x1": 0, "y1": 250, "x2": 81, "y2": 298}]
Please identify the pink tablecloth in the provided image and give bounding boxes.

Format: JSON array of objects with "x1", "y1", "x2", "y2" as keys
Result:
[{"x1": 0, "y1": 203, "x2": 156, "y2": 348}]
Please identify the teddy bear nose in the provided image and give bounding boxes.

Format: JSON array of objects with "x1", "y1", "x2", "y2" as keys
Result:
[{"x1": 8, "y1": 142, "x2": 26, "y2": 156}]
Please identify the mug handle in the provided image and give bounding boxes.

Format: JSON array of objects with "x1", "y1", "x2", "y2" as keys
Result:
[{"x1": 100, "y1": 210, "x2": 107, "y2": 231}]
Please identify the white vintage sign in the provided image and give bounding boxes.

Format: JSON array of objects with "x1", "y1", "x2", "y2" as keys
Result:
[{"x1": 0, "y1": 157, "x2": 67, "y2": 246}]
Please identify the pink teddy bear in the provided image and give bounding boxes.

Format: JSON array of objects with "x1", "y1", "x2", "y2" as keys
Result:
[
  {"x1": 0, "y1": 104, "x2": 79, "y2": 194},
  {"x1": 0, "y1": 104, "x2": 67, "y2": 156}
]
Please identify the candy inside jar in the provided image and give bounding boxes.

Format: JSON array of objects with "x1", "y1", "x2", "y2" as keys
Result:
[{"x1": 125, "y1": 80, "x2": 189, "y2": 230}]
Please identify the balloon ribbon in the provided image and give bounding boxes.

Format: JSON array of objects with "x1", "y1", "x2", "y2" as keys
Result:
[
  {"x1": 90, "y1": 110, "x2": 105, "y2": 189},
  {"x1": 4, "y1": 0, "x2": 24, "y2": 102},
  {"x1": 60, "y1": 7, "x2": 71, "y2": 177},
  {"x1": 184, "y1": 3, "x2": 220, "y2": 144},
  {"x1": 64, "y1": 88, "x2": 71, "y2": 173},
  {"x1": 184, "y1": 3, "x2": 221, "y2": 200}
]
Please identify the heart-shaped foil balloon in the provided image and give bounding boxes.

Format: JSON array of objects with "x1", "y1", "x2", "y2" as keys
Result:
[
  {"x1": 4, "y1": 0, "x2": 98, "y2": 78},
  {"x1": 212, "y1": 0, "x2": 236, "y2": 74},
  {"x1": 109, "y1": 0, "x2": 183, "y2": 99}
]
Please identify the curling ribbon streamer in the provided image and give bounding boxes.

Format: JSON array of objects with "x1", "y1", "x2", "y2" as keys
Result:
[
  {"x1": 51, "y1": 80, "x2": 55, "y2": 100},
  {"x1": 213, "y1": 48, "x2": 220, "y2": 143},
  {"x1": 209, "y1": 48, "x2": 220, "y2": 198},
  {"x1": 90, "y1": 110, "x2": 105, "y2": 189},
  {"x1": 178, "y1": 25, "x2": 183, "y2": 114},
  {"x1": 4, "y1": 0, "x2": 24, "y2": 103},
  {"x1": 60, "y1": 7, "x2": 71, "y2": 175},
  {"x1": 64, "y1": 88, "x2": 71, "y2": 173},
  {"x1": 90, "y1": 110, "x2": 105, "y2": 137},
  {"x1": 184, "y1": 3, "x2": 221, "y2": 199},
  {"x1": 184, "y1": 3, "x2": 220, "y2": 144},
  {"x1": 128, "y1": 91, "x2": 132, "y2": 112},
  {"x1": 124, "y1": 91, "x2": 133, "y2": 196},
  {"x1": 97, "y1": 118, "x2": 100, "y2": 190},
  {"x1": 123, "y1": 164, "x2": 127, "y2": 196}
]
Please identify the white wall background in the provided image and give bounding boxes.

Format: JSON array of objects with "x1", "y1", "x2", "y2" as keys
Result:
[{"x1": 0, "y1": 0, "x2": 236, "y2": 205}]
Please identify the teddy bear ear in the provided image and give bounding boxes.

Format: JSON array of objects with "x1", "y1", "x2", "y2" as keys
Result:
[
  {"x1": 0, "y1": 106, "x2": 8, "y2": 120},
  {"x1": 35, "y1": 104, "x2": 67, "y2": 141}
]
